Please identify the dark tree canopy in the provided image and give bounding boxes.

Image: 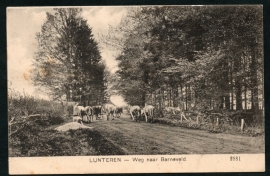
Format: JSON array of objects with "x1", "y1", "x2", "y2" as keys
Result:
[
  {"x1": 103, "y1": 6, "x2": 263, "y2": 113},
  {"x1": 33, "y1": 8, "x2": 106, "y2": 104}
]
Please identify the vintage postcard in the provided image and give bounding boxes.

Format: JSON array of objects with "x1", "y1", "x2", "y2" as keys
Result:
[{"x1": 7, "y1": 6, "x2": 265, "y2": 174}]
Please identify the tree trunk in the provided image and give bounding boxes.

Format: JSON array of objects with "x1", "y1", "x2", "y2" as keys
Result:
[
  {"x1": 220, "y1": 96, "x2": 224, "y2": 109},
  {"x1": 159, "y1": 89, "x2": 162, "y2": 111},
  {"x1": 161, "y1": 87, "x2": 165, "y2": 109},
  {"x1": 244, "y1": 54, "x2": 247, "y2": 110},
  {"x1": 180, "y1": 84, "x2": 183, "y2": 108},
  {"x1": 250, "y1": 49, "x2": 259, "y2": 113},
  {"x1": 174, "y1": 86, "x2": 178, "y2": 107},
  {"x1": 234, "y1": 54, "x2": 242, "y2": 110},
  {"x1": 154, "y1": 91, "x2": 156, "y2": 107},
  {"x1": 169, "y1": 87, "x2": 172, "y2": 107},
  {"x1": 151, "y1": 92, "x2": 153, "y2": 105},
  {"x1": 235, "y1": 78, "x2": 242, "y2": 110},
  {"x1": 210, "y1": 96, "x2": 211, "y2": 109},
  {"x1": 225, "y1": 95, "x2": 230, "y2": 109},
  {"x1": 185, "y1": 85, "x2": 188, "y2": 110},
  {"x1": 231, "y1": 71, "x2": 234, "y2": 110},
  {"x1": 223, "y1": 59, "x2": 230, "y2": 110},
  {"x1": 228, "y1": 58, "x2": 234, "y2": 110},
  {"x1": 181, "y1": 84, "x2": 183, "y2": 96},
  {"x1": 141, "y1": 91, "x2": 146, "y2": 107},
  {"x1": 244, "y1": 82, "x2": 247, "y2": 110}
]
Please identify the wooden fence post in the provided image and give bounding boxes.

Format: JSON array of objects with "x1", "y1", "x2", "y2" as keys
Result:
[
  {"x1": 196, "y1": 116, "x2": 199, "y2": 124},
  {"x1": 241, "y1": 119, "x2": 244, "y2": 133}
]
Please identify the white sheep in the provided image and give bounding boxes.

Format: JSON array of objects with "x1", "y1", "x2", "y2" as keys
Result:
[{"x1": 73, "y1": 116, "x2": 83, "y2": 126}]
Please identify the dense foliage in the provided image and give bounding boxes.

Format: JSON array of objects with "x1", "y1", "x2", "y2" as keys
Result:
[
  {"x1": 103, "y1": 6, "x2": 263, "y2": 115},
  {"x1": 33, "y1": 8, "x2": 106, "y2": 105},
  {"x1": 8, "y1": 7, "x2": 264, "y2": 158}
]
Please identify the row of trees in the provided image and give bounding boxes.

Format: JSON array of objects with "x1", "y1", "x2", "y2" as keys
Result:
[
  {"x1": 102, "y1": 6, "x2": 263, "y2": 113},
  {"x1": 32, "y1": 8, "x2": 107, "y2": 106}
]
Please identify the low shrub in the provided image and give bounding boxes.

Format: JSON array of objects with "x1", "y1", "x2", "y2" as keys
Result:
[
  {"x1": 9, "y1": 117, "x2": 125, "y2": 156},
  {"x1": 8, "y1": 89, "x2": 65, "y2": 123},
  {"x1": 152, "y1": 110, "x2": 264, "y2": 136}
]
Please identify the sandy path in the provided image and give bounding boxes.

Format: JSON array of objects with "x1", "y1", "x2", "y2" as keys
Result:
[{"x1": 87, "y1": 112, "x2": 264, "y2": 155}]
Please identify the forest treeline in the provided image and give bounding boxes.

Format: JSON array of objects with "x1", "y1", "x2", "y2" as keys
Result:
[
  {"x1": 32, "y1": 8, "x2": 107, "y2": 106},
  {"x1": 102, "y1": 6, "x2": 263, "y2": 114}
]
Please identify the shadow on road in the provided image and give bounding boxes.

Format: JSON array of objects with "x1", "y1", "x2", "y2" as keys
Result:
[{"x1": 83, "y1": 129, "x2": 126, "y2": 155}]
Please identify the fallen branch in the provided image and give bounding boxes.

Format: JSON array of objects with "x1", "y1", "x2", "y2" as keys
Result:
[
  {"x1": 27, "y1": 114, "x2": 41, "y2": 118},
  {"x1": 181, "y1": 112, "x2": 189, "y2": 121},
  {"x1": 8, "y1": 116, "x2": 16, "y2": 126}
]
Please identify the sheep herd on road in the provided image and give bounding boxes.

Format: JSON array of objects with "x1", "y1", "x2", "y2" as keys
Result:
[
  {"x1": 70, "y1": 103, "x2": 123, "y2": 124},
  {"x1": 68, "y1": 102, "x2": 182, "y2": 125}
]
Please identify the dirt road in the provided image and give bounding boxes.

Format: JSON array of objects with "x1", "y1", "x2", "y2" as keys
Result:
[{"x1": 86, "y1": 111, "x2": 264, "y2": 155}]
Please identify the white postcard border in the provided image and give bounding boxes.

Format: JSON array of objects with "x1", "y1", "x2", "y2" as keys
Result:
[{"x1": 9, "y1": 154, "x2": 265, "y2": 174}]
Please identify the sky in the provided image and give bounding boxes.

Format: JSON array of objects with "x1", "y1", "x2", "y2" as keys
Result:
[{"x1": 7, "y1": 7, "x2": 127, "y2": 105}]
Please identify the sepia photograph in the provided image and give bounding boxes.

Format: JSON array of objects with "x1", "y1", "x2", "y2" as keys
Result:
[{"x1": 7, "y1": 6, "x2": 264, "y2": 174}]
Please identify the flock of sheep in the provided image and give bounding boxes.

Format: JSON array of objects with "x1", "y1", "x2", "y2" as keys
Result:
[
  {"x1": 128, "y1": 105, "x2": 182, "y2": 123},
  {"x1": 69, "y1": 102, "x2": 182, "y2": 125},
  {"x1": 72, "y1": 103, "x2": 117, "y2": 124}
]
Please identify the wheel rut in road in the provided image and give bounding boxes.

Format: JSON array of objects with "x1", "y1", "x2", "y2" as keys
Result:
[{"x1": 89, "y1": 113, "x2": 264, "y2": 155}]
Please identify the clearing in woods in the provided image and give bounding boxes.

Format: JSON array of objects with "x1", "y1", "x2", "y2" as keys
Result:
[{"x1": 85, "y1": 111, "x2": 264, "y2": 155}]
